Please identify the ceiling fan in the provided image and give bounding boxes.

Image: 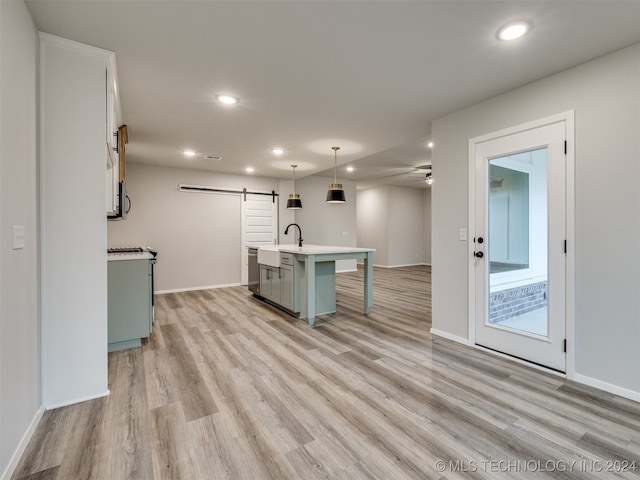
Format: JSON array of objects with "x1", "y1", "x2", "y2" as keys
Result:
[
  {"x1": 406, "y1": 164, "x2": 433, "y2": 185},
  {"x1": 354, "y1": 163, "x2": 433, "y2": 186}
]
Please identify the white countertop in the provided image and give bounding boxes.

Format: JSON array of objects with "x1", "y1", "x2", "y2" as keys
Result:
[
  {"x1": 107, "y1": 252, "x2": 155, "y2": 261},
  {"x1": 259, "y1": 244, "x2": 375, "y2": 255}
]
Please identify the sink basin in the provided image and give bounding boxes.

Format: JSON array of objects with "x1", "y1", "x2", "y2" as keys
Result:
[{"x1": 258, "y1": 247, "x2": 281, "y2": 267}]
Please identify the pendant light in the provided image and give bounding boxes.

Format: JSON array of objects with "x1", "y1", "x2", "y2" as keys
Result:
[
  {"x1": 286, "y1": 164, "x2": 302, "y2": 209},
  {"x1": 326, "y1": 146, "x2": 346, "y2": 203}
]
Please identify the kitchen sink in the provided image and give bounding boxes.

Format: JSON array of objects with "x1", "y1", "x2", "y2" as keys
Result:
[{"x1": 257, "y1": 247, "x2": 281, "y2": 267}]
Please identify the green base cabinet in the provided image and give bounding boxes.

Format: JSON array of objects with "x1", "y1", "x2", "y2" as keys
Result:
[
  {"x1": 108, "y1": 258, "x2": 153, "y2": 352},
  {"x1": 258, "y1": 252, "x2": 336, "y2": 318},
  {"x1": 260, "y1": 264, "x2": 282, "y2": 305},
  {"x1": 280, "y1": 263, "x2": 295, "y2": 311}
]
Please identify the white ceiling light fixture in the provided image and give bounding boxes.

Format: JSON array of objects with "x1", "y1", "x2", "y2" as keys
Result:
[
  {"x1": 216, "y1": 94, "x2": 238, "y2": 105},
  {"x1": 427, "y1": 141, "x2": 434, "y2": 148},
  {"x1": 183, "y1": 150, "x2": 196, "y2": 157},
  {"x1": 245, "y1": 167, "x2": 255, "y2": 173},
  {"x1": 346, "y1": 166, "x2": 354, "y2": 173},
  {"x1": 272, "y1": 148, "x2": 285, "y2": 155},
  {"x1": 497, "y1": 21, "x2": 531, "y2": 41}
]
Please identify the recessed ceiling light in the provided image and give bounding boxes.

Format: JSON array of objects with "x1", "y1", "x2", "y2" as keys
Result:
[
  {"x1": 183, "y1": 150, "x2": 196, "y2": 157},
  {"x1": 272, "y1": 148, "x2": 285, "y2": 155},
  {"x1": 346, "y1": 166, "x2": 354, "y2": 173},
  {"x1": 497, "y1": 21, "x2": 531, "y2": 41},
  {"x1": 245, "y1": 167, "x2": 255, "y2": 173},
  {"x1": 427, "y1": 142, "x2": 434, "y2": 148},
  {"x1": 216, "y1": 94, "x2": 238, "y2": 105}
]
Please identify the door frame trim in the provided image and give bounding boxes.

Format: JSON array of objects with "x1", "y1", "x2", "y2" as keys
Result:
[{"x1": 467, "y1": 110, "x2": 575, "y2": 379}]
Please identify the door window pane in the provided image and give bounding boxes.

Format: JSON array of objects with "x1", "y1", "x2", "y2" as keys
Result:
[
  {"x1": 488, "y1": 148, "x2": 548, "y2": 337},
  {"x1": 489, "y1": 165, "x2": 529, "y2": 274}
]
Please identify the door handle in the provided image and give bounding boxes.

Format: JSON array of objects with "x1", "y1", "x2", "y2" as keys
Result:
[{"x1": 475, "y1": 251, "x2": 484, "y2": 258}]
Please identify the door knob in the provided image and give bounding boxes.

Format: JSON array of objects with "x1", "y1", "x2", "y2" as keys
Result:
[{"x1": 475, "y1": 251, "x2": 484, "y2": 258}]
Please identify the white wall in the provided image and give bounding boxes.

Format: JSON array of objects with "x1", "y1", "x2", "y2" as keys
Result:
[
  {"x1": 357, "y1": 185, "x2": 427, "y2": 267},
  {"x1": 278, "y1": 179, "x2": 295, "y2": 238},
  {"x1": 40, "y1": 35, "x2": 111, "y2": 408},
  {"x1": 357, "y1": 187, "x2": 389, "y2": 265},
  {"x1": 422, "y1": 188, "x2": 431, "y2": 265},
  {"x1": 294, "y1": 175, "x2": 358, "y2": 271},
  {"x1": 432, "y1": 44, "x2": 640, "y2": 396},
  {"x1": 0, "y1": 1, "x2": 41, "y2": 477},
  {"x1": 107, "y1": 163, "x2": 279, "y2": 291},
  {"x1": 388, "y1": 186, "x2": 425, "y2": 266}
]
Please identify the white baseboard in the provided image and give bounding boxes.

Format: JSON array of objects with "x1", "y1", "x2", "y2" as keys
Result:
[
  {"x1": 373, "y1": 262, "x2": 430, "y2": 268},
  {"x1": 430, "y1": 328, "x2": 471, "y2": 346},
  {"x1": 1, "y1": 404, "x2": 45, "y2": 480},
  {"x1": 45, "y1": 389, "x2": 110, "y2": 410},
  {"x1": 336, "y1": 268, "x2": 358, "y2": 273},
  {"x1": 156, "y1": 283, "x2": 241, "y2": 294},
  {"x1": 573, "y1": 373, "x2": 640, "y2": 402}
]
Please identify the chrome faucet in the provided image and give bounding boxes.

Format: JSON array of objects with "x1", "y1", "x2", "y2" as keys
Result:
[{"x1": 284, "y1": 223, "x2": 303, "y2": 247}]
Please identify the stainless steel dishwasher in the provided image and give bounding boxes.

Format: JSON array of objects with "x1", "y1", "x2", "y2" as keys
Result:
[{"x1": 248, "y1": 247, "x2": 259, "y2": 295}]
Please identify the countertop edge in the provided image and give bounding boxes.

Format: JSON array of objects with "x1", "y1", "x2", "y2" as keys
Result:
[
  {"x1": 257, "y1": 244, "x2": 375, "y2": 255},
  {"x1": 107, "y1": 252, "x2": 155, "y2": 261}
]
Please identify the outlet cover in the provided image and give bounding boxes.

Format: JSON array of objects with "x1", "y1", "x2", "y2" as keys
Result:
[{"x1": 13, "y1": 225, "x2": 25, "y2": 250}]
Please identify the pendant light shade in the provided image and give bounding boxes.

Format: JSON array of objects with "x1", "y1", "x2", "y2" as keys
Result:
[
  {"x1": 326, "y1": 186, "x2": 346, "y2": 203},
  {"x1": 286, "y1": 164, "x2": 302, "y2": 209},
  {"x1": 287, "y1": 194, "x2": 302, "y2": 209},
  {"x1": 326, "y1": 146, "x2": 346, "y2": 203}
]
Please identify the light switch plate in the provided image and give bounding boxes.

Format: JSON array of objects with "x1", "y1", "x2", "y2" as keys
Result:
[
  {"x1": 459, "y1": 228, "x2": 467, "y2": 241},
  {"x1": 13, "y1": 225, "x2": 25, "y2": 250}
]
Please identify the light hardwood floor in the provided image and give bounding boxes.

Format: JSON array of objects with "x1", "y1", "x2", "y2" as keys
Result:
[{"x1": 13, "y1": 266, "x2": 640, "y2": 479}]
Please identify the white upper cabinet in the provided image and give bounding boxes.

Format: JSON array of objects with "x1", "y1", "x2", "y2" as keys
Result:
[{"x1": 106, "y1": 56, "x2": 122, "y2": 217}]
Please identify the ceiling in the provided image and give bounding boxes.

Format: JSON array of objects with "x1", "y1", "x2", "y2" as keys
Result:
[{"x1": 26, "y1": 1, "x2": 640, "y2": 189}]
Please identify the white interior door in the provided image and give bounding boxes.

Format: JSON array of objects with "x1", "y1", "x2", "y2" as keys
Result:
[
  {"x1": 240, "y1": 194, "x2": 278, "y2": 285},
  {"x1": 472, "y1": 119, "x2": 567, "y2": 372}
]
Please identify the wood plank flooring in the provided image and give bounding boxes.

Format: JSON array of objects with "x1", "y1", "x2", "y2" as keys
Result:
[{"x1": 13, "y1": 265, "x2": 640, "y2": 479}]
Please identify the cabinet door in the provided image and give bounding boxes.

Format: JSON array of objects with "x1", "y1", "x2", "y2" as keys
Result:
[
  {"x1": 105, "y1": 66, "x2": 120, "y2": 215},
  {"x1": 271, "y1": 267, "x2": 281, "y2": 304},
  {"x1": 281, "y1": 265, "x2": 294, "y2": 311},
  {"x1": 106, "y1": 67, "x2": 118, "y2": 167},
  {"x1": 260, "y1": 265, "x2": 272, "y2": 300},
  {"x1": 108, "y1": 259, "x2": 152, "y2": 344},
  {"x1": 106, "y1": 162, "x2": 118, "y2": 214}
]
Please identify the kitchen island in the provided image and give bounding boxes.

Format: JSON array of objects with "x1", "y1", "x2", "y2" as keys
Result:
[{"x1": 256, "y1": 244, "x2": 375, "y2": 326}]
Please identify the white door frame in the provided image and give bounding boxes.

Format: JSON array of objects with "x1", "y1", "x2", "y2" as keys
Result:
[{"x1": 468, "y1": 111, "x2": 575, "y2": 378}]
